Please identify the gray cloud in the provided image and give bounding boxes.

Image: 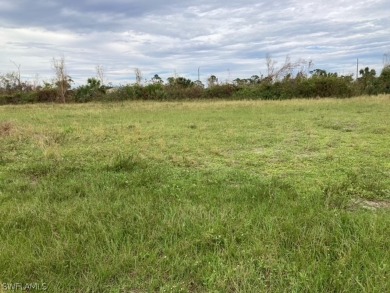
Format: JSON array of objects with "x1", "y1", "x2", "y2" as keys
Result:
[{"x1": 0, "y1": 0, "x2": 389, "y2": 85}]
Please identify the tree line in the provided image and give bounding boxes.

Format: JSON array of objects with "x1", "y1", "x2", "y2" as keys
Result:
[{"x1": 1, "y1": 56, "x2": 390, "y2": 104}]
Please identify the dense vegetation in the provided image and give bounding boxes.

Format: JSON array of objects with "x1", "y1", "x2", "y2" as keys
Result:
[
  {"x1": 1, "y1": 97, "x2": 389, "y2": 291},
  {"x1": 1, "y1": 59, "x2": 390, "y2": 104}
]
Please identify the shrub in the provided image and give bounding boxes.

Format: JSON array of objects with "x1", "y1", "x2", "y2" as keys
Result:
[
  {"x1": 75, "y1": 78, "x2": 106, "y2": 103},
  {"x1": 165, "y1": 86, "x2": 203, "y2": 100},
  {"x1": 35, "y1": 88, "x2": 58, "y2": 102},
  {"x1": 204, "y1": 84, "x2": 238, "y2": 99},
  {"x1": 112, "y1": 85, "x2": 137, "y2": 101},
  {"x1": 379, "y1": 65, "x2": 390, "y2": 93}
]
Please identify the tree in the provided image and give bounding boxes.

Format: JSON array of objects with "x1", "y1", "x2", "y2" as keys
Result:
[
  {"x1": 151, "y1": 74, "x2": 163, "y2": 84},
  {"x1": 359, "y1": 67, "x2": 376, "y2": 78},
  {"x1": 0, "y1": 61, "x2": 25, "y2": 93},
  {"x1": 207, "y1": 75, "x2": 218, "y2": 87},
  {"x1": 52, "y1": 57, "x2": 72, "y2": 103},
  {"x1": 10, "y1": 60, "x2": 22, "y2": 90},
  {"x1": 96, "y1": 65, "x2": 106, "y2": 86},
  {"x1": 250, "y1": 75, "x2": 260, "y2": 84},
  {"x1": 358, "y1": 67, "x2": 378, "y2": 94},
  {"x1": 0, "y1": 72, "x2": 20, "y2": 93},
  {"x1": 310, "y1": 69, "x2": 338, "y2": 78},
  {"x1": 194, "y1": 80, "x2": 205, "y2": 88},
  {"x1": 233, "y1": 78, "x2": 251, "y2": 86},
  {"x1": 380, "y1": 65, "x2": 390, "y2": 93},
  {"x1": 266, "y1": 54, "x2": 276, "y2": 80},
  {"x1": 134, "y1": 68, "x2": 142, "y2": 85},
  {"x1": 176, "y1": 77, "x2": 193, "y2": 87},
  {"x1": 167, "y1": 77, "x2": 176, "y2": 86},
  {"x1": 166, "y1": 76, "x2": 194, "y2": 88},
  {"x1": 75, "y1": 78, "x2": 105, "y2": 102},
  {"x1": 265, "y1": 55, "x2": 308, "y2": 82}
]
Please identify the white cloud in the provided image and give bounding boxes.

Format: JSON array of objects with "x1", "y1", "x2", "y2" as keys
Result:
[{"x1": 0, "y1": 0, "x2": 389, "y2": 85}]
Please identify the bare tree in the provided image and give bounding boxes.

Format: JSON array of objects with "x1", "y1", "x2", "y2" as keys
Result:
[
  {"x1": 134, "y1": 68, "x2": 142, "y2": 85},
  {"x1": 0, "y1": 72, "x2": 20, "y2": 92},
  {"x1": 52, "y1": 57, "x2": 72, "y2": 103},
  {"x1": 32, "y1": 73, "x2": 40, "y2": 90},
  {"x1": 384, "y1": 52, "x2": 390, "y2": 67},
  {"x1": 296, "y1": 59, "x2": 313, "y2": 78},
  {"x1": 10, "y1": 60, "x2": 21, "y2": 90},
  {"x1": 265, "y1": 54, "x2": 310, "y2": 81},
  {"x1": 96, "y1": 65, "x2": 105, "y2": 86},
  {"x1": 266, "y1": 53, "x2": 276, "y2": 79}
]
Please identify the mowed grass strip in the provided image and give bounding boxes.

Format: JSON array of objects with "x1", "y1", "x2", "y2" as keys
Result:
[{"x1": 0, "y1": 96, "x2": 389, "y2": 292}]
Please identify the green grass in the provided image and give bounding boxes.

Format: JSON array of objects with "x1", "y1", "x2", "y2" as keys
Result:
[{"x1": 0, "y1": 96, "x2": 389, "y2": 292}]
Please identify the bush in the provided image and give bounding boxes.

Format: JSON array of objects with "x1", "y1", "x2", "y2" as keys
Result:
[
  {"x1": 204, "y1": 84, "x2": 238, "y2": 99},
  {"x1": 2, "y1": 65, "x2": 390, "y2": 105},
  {"x1": 75, "y1": 78, "x2": 105, "y2": 103},
  {"x1": 110, "y1": 85, "x2": 137, "y2": 101},
  {"x1": 295, "y1": 76, "x2": 354, "y2": 98},
  {"x1": 379, "y1": 66, "x2": 390, "y2": 93},
  {"x1": 35, "y1": 88, "x2": 58, "y2": 102},
  {"x1": 0, "y1": 94, "x2": 20, "y2": 105},
  {"x1": 165, "y1": 86, "x2": 203, "y2": 100},
  {"x1": 232, "y1": 82, "x2": 293, "y2": 100}
]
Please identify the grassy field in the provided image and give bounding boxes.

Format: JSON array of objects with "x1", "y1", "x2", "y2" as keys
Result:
[{"x1": 0, "y1": 96, "x2": 389, "y2": 292}]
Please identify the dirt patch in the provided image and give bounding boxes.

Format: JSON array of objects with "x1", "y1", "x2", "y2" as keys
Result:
[
  {"x1": 350, "y1": 199, "x2": 390, "y2": 211},
  {"x1": 0, "y1": 121, "x2": 14, "y2": 137}
]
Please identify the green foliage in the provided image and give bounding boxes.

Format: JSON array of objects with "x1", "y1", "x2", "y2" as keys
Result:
[
  {"x1": 357, "y1": 67, "x2": 380, "y2": 95},
  {"x1": 379, "y1": 65, "x2": 390, "y2": 93},
  {"x1": 308, "y1": 74, "x2": 354, "y2": 98},
  {"x1": 109, "y1": 85, "x2": 137, "y2": 101},
  {"x1": 204, "y1": 84, "x2": 238, "y2": 99},
  {"x1": 0, "y1": 88, "x2": 58, "y2": 105},
  {"x1": 165, "y1": 85, "x2": 203, "y2": 100},
  {"x1": 75, "y1": 78, "x2": 105, "y2": 102},
  {"x1": 167, "y1": 76, "x2": 194, "y2": 88},
  {"x1": 108, "y1": 84, "x2": 168, "y2": 101},
  {"x1": 35, "y1": 88, "x2": 58, "y2": 102},
  {"x1": 151, "y1": 74, "x2": 163, "y2": 84},
  {"x1": 2, "y1": 65, "x2": 390, "y2": 104}
]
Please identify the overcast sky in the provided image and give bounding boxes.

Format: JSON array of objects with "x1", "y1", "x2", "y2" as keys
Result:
[{"x1": 1, "y1": 0, "x2": 389, "y2": 86}]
